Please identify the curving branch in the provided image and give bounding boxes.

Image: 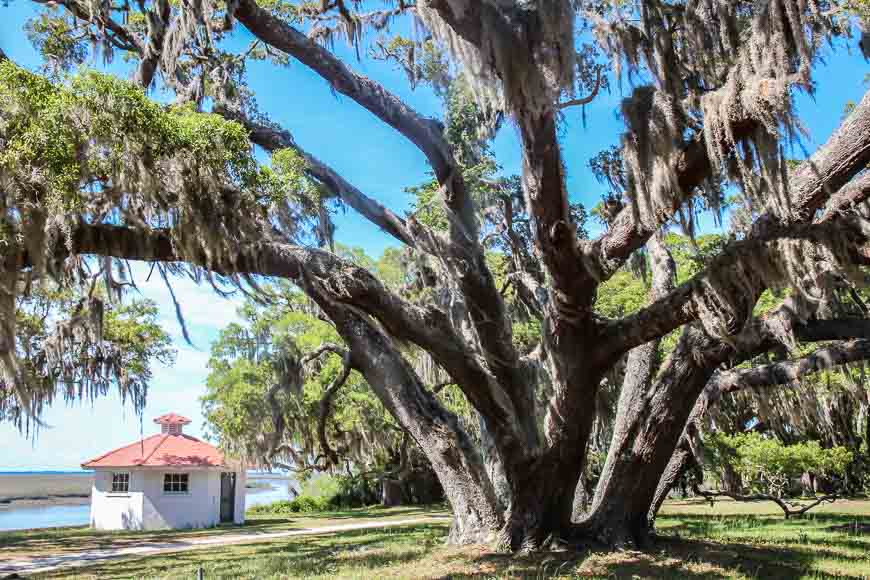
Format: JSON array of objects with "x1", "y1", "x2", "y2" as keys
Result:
[
  {"x1": 43, "y1": 222, "x2": 530, "y2": 466},
  {"x1": 713, "y1": 339, "x2": 870, "y2": 392},
  {"x1": 585, "y1": 121, "x2": 756, "y2": 280},
  {"x1": 603, "y1": 214, "x2": 870, "y2": 356},
  {"x1": 693, "y1": 485, "x2": 839, "y2": 519},
  {"x1": 301, "y1": 343, "x2": 348, "y2": 365},
  {"x1": 232, "y1": 0, "x2": 476, "y2": 235},
  {"x1": 215, "y1": 106, "x2": 417, "y2": 247},
  {"x1": 316, "y1": 349, "x2": 353, "y2": 467},
  {"x1": 557, "y1": 68, "x2": 601, "y2": 110},
  {"x1": 309, "y1": 290, "x2": 503, "y2": 538}
]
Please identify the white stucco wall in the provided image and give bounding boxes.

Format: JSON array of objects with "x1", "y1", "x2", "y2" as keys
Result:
[
  {"x1": 234, "y1": 470, "x2": 247, "y2": 525},
  {"x1": 90, "y1": 470, "x2": 144, "y2": 531},
  {"x1": 141, "y1": 470, "x2": 219, "y2": 530},
  {"x1": 90, "y1": 468, "x2": 246, "y2": 530}
]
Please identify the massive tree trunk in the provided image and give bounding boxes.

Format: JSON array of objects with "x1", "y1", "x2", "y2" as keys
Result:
[
  {"x1": 580, "y1": 325, "x2": 721, "y2": 545},
  {"x1": 309, "y1": 295, "x2": 503, "y2": 544},
  {"x1": 572, "y1": 234, "x2": 675, "y2": 525}
]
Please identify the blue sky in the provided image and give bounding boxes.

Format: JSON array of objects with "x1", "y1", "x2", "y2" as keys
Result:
[{"x1": 0, "y1": 3, "x2": 868, "y2": 470}]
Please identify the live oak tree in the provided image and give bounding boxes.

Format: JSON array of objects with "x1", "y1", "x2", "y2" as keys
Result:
[
  {"x1": 6, "y1": 0, "x2": 870, "y2": 551},
  {"x1": 653, "y1": 332, "x2": 870, "y2": 508},
  {"x1": 201, "y1": 274, "x2": 447, "y2": 505},
  {"x1": 2, "y1": 271, "x2": 174, "y2": 433}
]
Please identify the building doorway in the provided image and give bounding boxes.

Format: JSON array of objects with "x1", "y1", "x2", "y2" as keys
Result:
[{"x1": 220, "y1": 472, "x2": 236, "y2": 523}]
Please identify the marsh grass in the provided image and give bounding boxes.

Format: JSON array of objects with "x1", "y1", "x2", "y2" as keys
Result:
[{"x1": 0, "y1": 473, "x2": 93, "y2": 502}]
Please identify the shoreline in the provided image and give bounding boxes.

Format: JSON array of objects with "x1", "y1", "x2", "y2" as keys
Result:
[
  {"x1": 0, "y1": 473, "x2": 93, "y2": 510},
  {"x1": 0, "y1": 495, "x2": 91, "y2": 509}
]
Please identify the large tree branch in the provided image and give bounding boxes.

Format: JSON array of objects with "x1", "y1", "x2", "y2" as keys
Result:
[
  {"x1": 712, "y1": 339, "x2": 870, "y2": 393},
  {"x1": 603, "y1": 214, "x2": 870, "y2": 355},
  {"x1": 775, "y1": 90, "x2": 870, "y2": 225},
  {"x1": 519, "y1": 111, "x2": 591, "y2": 313},
  {"x1": 649, "y1": 316, "x2": 870, "y2": 520},
  {"x1": 589, "y1": 305, "x2": 870, "y2": 531},
  {"x1": 308, "y1": 293, "x2": 503, "y2": 534},
  {"x1": 232, "y1": 0, "x2": 475, "y2": 235},
  {"x1": 580, "y1": 232, "x2": 676, "y2": 522},
  {"x1": 585, "y1": 120, "x2": 756, "y2": 280},
  {"x1": 56, "y1": 222, "x2": 530, "y2": 465},
  {"x1": 590, "y1": 87, "x2": 870, "y2": 281},
  {"x1": 423, "y1": 3, "x2": 595, "y2": 315},
  {"x1": 230, "y1": 2, "x2": 526, "y2": 431},
  {"x1": 692, "y1": 316, "x2": 870, "y2": 428},
  {"x1": 216, "y1": 105, "x2": 417, "y2": 247},
  {"x1": 819, "y1": 171, "x2": 870, "y2": 223}
]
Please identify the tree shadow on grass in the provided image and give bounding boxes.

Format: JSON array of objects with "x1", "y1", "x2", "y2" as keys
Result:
[
  {"x1": 31, "y1": 517, "x2": 870, "y2": 579},
  {"x1": 434, "y1": 535, "x2": 870, "y2": 579}
]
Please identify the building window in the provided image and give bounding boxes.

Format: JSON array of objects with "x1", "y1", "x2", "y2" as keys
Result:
[
  {"x1": 111, "y1": 472, "x2": 129, "y2": 493},
  {"x1": 163, "y1": 473, "x2": 189, "y2": 494},
  {"x1": 161, "y1": 423, "x2": 182, "y2": 435}
]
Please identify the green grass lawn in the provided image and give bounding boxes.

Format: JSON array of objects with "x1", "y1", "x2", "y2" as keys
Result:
[
  {"x1": 11, "y1": 499, "x2": 870, "y2": 579},
  {"x1": 0, "y1": 505, "x2": 443, "y2": 559}
]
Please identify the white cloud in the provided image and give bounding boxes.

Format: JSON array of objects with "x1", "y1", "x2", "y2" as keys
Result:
[
  {"x1": 0, "y1": 386, "x2": 212, "y2": 470},
  {"x1": 126, "y1": 263, "x2": 245, "y2": 342},
  {"x1": 0, "y1": 265, "x2": 249, "y2": 470}
]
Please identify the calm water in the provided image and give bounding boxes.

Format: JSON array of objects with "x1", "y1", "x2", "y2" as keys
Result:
[{"x1": 0, "y1": 476, "x2": 294, "y2": 532}]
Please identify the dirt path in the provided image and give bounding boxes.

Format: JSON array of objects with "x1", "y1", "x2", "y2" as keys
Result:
[{"x1": 0, "y1": 515, "x2": 448, "y2": 577}]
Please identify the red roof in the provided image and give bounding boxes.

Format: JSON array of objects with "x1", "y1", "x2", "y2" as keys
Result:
[
  {"x1": 153, "y1": 413, "x2": 192, "y2": 425},
  {"x1": 82, "y1": 433, "x2": 225, "y2": 469}
]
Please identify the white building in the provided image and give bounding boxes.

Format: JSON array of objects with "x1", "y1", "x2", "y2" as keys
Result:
[{"x1": 81, "y1": 413, "x2": 246, "y2": 531}]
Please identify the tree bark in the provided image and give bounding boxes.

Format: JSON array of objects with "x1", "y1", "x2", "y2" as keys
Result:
[
  {"x1": 579, "y1": 325, "x2": 722, "y2": 546},
  {"x1": 308, "y1": 297, "x2": 502, "y2": 544},
  {"x1": 572, "y1": 234, "x2": 675, "y2": 526},
  {"x1": 648, "y1": 384, "x2": 713, "y2": 522},
  {"x1": 571, "y1": 475, "x2": 591, "y2": 522},
  {"x1": 381, "y1": 479, "x2": 403, "y2": 507},
  {"x1": 648, "y1": 434, "x2": 701, "y2": 522}
]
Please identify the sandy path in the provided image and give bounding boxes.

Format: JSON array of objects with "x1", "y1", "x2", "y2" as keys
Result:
[{"x1": 0, "y1": 516, "x2": 448, "y2": 577}]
